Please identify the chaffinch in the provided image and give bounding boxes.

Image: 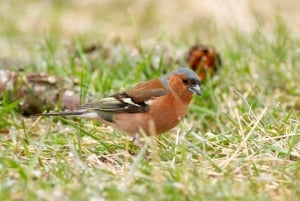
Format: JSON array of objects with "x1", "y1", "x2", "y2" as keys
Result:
[
  {"x1": 187, "y1": 44, "x2": 222, "y2": 81},
  {"x1": 41, "y1": 67, "x2": 201, "y2": 137}
]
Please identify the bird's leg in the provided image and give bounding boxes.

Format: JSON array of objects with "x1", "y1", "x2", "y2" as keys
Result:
[{"x1": 132, "y1": 133, "x2": 143, "y2": 147}]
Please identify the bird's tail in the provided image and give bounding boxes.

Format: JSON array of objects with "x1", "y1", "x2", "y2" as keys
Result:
[
  {"x1": 40, "y1": 110, "x2": 85, "y2": 116},
  {"x1": 38, "y1": 109, "x2": 99, "y2": 119}
]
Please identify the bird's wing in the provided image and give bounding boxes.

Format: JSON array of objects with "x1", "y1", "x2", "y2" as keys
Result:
[
  {"x1": 80, "y1": 78, "x2": 169, "y2": 113},
  {"x1": 81, "y1": 88, "x2": 168, "y2": 114}
]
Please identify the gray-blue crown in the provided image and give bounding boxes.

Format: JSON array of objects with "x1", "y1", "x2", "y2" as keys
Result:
[{"x1": 159, "y1": 67, "x2": 200, "y2": 87}]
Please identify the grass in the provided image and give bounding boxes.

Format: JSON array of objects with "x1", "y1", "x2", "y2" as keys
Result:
[{"x1": 1, "y1": 1, "x2": 300, "y2": 201}]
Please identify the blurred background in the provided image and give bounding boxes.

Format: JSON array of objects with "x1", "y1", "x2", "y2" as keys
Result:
[{"x1": 1, "y1": 0, "x2": 300, "y2": 60}]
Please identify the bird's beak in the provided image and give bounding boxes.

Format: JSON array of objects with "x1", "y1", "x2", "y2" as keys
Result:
[{"x1": 189, "y1": 84, "x2": 201, "y2": 95}]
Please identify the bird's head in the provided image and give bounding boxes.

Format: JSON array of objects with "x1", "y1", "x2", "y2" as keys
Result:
[{"x1": 160, "y1": 68, "x2": 201, "y2": 100}]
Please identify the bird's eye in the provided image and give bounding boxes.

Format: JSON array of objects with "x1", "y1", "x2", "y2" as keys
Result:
[{"x1": 182, "y1": 78, "x2": 189, "y2": 84}]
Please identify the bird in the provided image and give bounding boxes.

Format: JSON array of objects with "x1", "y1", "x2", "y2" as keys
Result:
[
  {"x1": 40, "y1": 67, "x2": 201, "y2": 138},
  {"x1": 187, "y1": 44, "x2": 222, "y2": 81}
]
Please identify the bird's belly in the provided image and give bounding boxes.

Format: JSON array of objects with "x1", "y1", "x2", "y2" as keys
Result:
[
  {"x1": 112, "y1": 106, "x2": 187, "y2": 136},
  {"x1": 112, "y1": 113, "x2": 152, "y2": 136}
]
